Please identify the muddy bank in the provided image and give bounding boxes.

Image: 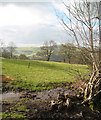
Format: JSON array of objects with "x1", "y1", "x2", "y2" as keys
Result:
[
  {"x1": 2, "y1": 86, "x2": 101, "y2": 120},
  {"x1": 2, "y1": 87, "x2": 69, "y2": 102},
  {"x1": 20, "y1": 87, "x2": 71, "y2": 101},
  {"x1": 1, "y1": 80, "x2": 101, "y2": 120},
  {"x1": 2, "y1": 97, "x2": 101, "y2": 120}
]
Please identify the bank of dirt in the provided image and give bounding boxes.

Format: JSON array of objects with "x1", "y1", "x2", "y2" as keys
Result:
[
  {"x1": 2, "y1": 86, "x2": 101, "y2": 120},
  {"x1": 2, "y1": 98, "x2": 101, "y2": 120},
  {"x1": 1, "y1": 75, "x2": 101, "y2": 120}
]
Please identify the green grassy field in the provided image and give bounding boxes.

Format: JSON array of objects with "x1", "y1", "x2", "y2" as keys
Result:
[{"x1": 2, "y1": 58, "x2": 90, "y2": 91}]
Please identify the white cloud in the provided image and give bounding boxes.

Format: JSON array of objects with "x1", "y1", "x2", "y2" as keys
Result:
[
  {"x1": 0, "y1": 24, "x2": 69, "y2": 47},
  {"x1": 0, "y1": 2, "x2": 70, "y2": 47},
  {"x1": 0, "y1": 3, "x2": 57, "y2": 26}
]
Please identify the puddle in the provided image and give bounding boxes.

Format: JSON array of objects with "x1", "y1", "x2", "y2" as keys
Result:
[
  {"x1": 34, "y1": 87, "x2": 70, "y2": 100},
  {"x1": 1, "y1": 92, "x2": 22, "y2": 101},
  {"x1": 1, "y1": 88, "x2": 71, "y2": 101}
]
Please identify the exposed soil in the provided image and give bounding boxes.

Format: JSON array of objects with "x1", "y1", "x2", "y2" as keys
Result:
[
  {"x1": 2, "y1": 88, "x2": 101, "y2": 119},
  {"x1": 2, "y1": 97, "x2": 101, "y2": 120},
  {"x1": 0, "y1": 75, "x2": 15, "y2": 82},
  {"x1": 1, "y1": 75, "x2": 101, "y2": 120}
]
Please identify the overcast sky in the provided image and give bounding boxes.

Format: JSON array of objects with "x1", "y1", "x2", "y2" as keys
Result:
[{"x1": 0, "y1": 1, "x2": 71, "y2": 47}]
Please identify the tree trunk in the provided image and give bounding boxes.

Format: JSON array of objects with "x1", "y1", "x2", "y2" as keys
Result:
[
  {"x1": 47, "y1": 55, "x2": 50, "y2": 61},
  {"x1": 84, "y1": 63, "x2": 101, "y2": 103},
  {"x1": 83, "y1": 2, "x2": 100, "y2": 102},
  {"x1": 68, "y1": 57, "x2": 71, "y2": 64},
  {"x1": 64, "y1": 58, "x2": 66, "y2": 63},
  {"x1": 99, "y1": 1, "x2": 101, "y2": 78}
]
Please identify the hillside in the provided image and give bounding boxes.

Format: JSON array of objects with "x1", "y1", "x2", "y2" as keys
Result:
[
  {"x1": 15, "y1": 47, "x2": 40, "y2": 57},
  {"x1": 2, "y1": 58, "x2": 90, "y2": 91}
]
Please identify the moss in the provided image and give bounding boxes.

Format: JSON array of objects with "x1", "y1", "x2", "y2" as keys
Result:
[
  {"x1": 66, "y1": 86, "x2": 69, "y2": 89},
  {"x1": 11, "y1": 113, "x2": 25, "y2": 119},
  {"x1": 89, "y1": 102, "x2": 94, "y2": 111},
  {"x1": 2, "y1": 112, "x2": 11, "y2": 119},
  {"x1": 34, "y1": 109, "x2": 38, "y2": 112},
  {"x1": 2, "y1": 102, "x2": 29, "y2": 119}
]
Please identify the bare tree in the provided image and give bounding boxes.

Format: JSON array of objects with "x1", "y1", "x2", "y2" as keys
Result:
[
  {"x1": 8, "y1": 42, "x2": 16, "y2": 59},
  {"x1": 57, "y1": 0, "x2": 101, "y2": 103},
  {"x1": 38, "y1": 40, "x2": 57, "y2": 61},
  {"x1": 0, "y1": 40, "x2": 10, "y2": 58},
  {"x1": 79, "y1": 47, "x2": 92, "y2": 65},
  {"x1": 60, "y1": 43, "x2": 76, "y2": 63},
  {"x1": 0, "y1": 39, "x2": 4, "y2": 57}
]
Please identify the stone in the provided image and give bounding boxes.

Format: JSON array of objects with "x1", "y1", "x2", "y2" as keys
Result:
[
  {"x1": 51, "y1": 100, "x2": 56, "y2": 106},
  {"x1": 64, "y1": 93, "x2": 69, "y2": 99},
  {"x1": 65, "y1": 98, "x2": 71, "y2": 107},
  {"x1": 51, "y1": 100, "x2": 58, "y2": 110}
]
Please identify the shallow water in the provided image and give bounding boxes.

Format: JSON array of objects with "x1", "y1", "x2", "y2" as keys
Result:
[
  {"x1": 1, "y1": 92, "x2": 21, "y2": 101},
  {"x1": 1, "y1": 87, "x2": 70, "y2": 101}
]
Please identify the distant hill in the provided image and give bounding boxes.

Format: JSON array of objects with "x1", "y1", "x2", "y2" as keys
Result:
[
  {"x1": 15, "y1": 47, "x2": 40, "y2": 57},
  {"x1": 14, "y1": 46, "x2": 60, "y2": 58}
]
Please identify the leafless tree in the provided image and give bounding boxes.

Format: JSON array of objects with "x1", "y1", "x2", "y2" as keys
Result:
[
  {"x1": 60, "y1": 43, "x2": 76, "y2": 63},
  {"x1": 0, "y1": 39, "x2": 4, "y2": 57},
  {"x1": 57, "y1": 0, "x2": 101, "y2": 103},
  {"x1": 8, "y1": 42, "x2": 16, "y2": 58},
  {"x1": 38, "y1": 40, "x2": 57, "y2": 61},
  {"x1": 0, "y1": 40, "x2": 10, "y2": 58}
]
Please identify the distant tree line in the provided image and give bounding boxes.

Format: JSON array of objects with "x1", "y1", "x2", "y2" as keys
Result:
[
  {"x1": 33, "y1": 40, "x2": 92, "y2": 66},
  {"x1": 0, "y1": 40, "x2": 16, "y2": 59},
  {"x1": 0, "y1": 40, "x2": 29, "y2": 60},
  {"x1": 0, "y1": 40, "x2": 94, "y2": 66}
]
